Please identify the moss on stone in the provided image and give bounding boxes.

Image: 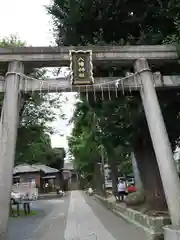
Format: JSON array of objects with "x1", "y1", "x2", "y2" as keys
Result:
[{"x1": 125, "y1": 191, "x2": 145, "y2": 206}]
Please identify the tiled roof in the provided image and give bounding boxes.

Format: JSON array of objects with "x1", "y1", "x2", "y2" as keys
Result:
[
  {"x1": 32, "y1": 164, "x2": 59, "y2": 173},
  {"x1": 14, "y1": 164, "x2": 59, "y2": 174},
  {"x1": 13, "y1": 164, "x2": 39, "y2": 174}
]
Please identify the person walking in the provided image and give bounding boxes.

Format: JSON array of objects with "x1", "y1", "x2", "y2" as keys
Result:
[
  {"x1": 45, "y1": 182, "x2": 49, "y2": 193},
  {"x1": 117, "y1": 180, "x2": 126, "y2": 201}
]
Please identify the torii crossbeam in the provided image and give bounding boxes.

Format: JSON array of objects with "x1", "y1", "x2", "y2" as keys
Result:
[{"x1": 0, "y1": 45, "x2": 178, "y2": 69}]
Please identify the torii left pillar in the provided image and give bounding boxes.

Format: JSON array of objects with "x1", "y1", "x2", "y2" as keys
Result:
[{"x1": 0, "y1": 61, "x2": 23, "y2": 239}]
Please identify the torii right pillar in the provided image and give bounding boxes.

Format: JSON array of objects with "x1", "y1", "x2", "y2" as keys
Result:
[{"x1": 134, "y1": 58, "x2": 180, "y2": 239}]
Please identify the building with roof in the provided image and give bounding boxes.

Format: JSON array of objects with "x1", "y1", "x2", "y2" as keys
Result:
[
  {"x1": 61, "y1": 161, "x2": 79, "y2": 190},
  {"x1": 13, "y1": 164, "x2": 61, "y2": 192},
  {"x1": 13, "y1": 164, "x2": 41, "y2": 187}
]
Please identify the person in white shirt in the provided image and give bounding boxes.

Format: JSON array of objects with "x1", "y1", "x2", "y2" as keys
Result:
[
  {"x1": 117, "y1": 180, "x2": 126, "y2": 201},
  {"x1": 88, "y1": 187, "x2": 93, "y2": 195}
]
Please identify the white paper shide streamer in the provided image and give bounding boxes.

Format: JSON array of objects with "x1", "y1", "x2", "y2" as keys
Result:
[{"x1": 3, "y1": 70, "x2": 147, "y2": 103}]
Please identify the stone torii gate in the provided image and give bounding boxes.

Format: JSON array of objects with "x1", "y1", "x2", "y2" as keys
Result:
[{"x1": 0, "y1": 45, "x2": 180, "y2": 239}]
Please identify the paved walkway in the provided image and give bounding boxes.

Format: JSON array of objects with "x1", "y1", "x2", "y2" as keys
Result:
[
  {"x1": 8, "y1": 198, "x2": 70, "y2": 240},
  {"x1": 9, "y1": 191, "x2": 147, "y2": 239},
  {"x1": 42, "y1": 191, "x2": 146, "y2": 239},
  {"x1": 63, "y1": 191, "x2": 146, "y2": 240}
]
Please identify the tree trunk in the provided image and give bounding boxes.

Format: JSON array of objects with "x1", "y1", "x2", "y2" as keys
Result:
[
  {"x1": 108, "y1": 157, "x2": 118, "y2": 195},
  {"x1": 134, "y1": 135, "x2": 168, "y2": 211},
  {"x1": 93, "y1": 163, "x2": 103, "y2": 195},
  {"x1": 131, "y1": 152, "x2": 144, "y2": 192}
]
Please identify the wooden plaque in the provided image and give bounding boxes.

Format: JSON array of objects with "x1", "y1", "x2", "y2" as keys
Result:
[{"x1": 69, "y1": 50, "x2": 94, "y2": 85}]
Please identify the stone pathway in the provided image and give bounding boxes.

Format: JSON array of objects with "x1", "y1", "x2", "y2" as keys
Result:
[
  {"x1": 65, "y1": 191, "x2": 116, "y2": 239},
  {"x1": 9, "y1": 191, "x2": 147, "y2": 240},
  {"x1": 64, "y1": 191, "x2": 146, "y2": 240},
  {"x1": 8, "y1": 198, "x2": 70, "y2": 240}
]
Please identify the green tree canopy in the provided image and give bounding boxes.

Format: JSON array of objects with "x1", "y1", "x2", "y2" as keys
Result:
[
  {"x1": 47, "y1": 0, "x2": 180, "y2": 45},
  {"x1": 49, "y1": 147, "x2": 66, "y2": 169},
  {"x1": 0, "y1": 35, "x2": 65, "y2": 167},
  {"x1": 48, "y1": 0, "x2": 180, "y2": 209},
  {"x1": 68, "y1": 100, "x2": 100, "y2": 181}
]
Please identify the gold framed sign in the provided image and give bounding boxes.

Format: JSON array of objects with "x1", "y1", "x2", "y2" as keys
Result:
[{"x1": 69, "y1": 50, "x2": 94, "y2": 85}]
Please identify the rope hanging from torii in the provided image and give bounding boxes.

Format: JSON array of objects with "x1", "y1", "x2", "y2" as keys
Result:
[
  {"x1": 4, "y1": 50, "x2": 151, "y2": 102},
  {"x1": 4, "y1": 70, "x2": 148, "y2": 101}
]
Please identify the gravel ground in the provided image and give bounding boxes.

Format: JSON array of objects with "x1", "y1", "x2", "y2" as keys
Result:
[{"x1": 8, "y1": 194, "x2": 70, "y2": 240}]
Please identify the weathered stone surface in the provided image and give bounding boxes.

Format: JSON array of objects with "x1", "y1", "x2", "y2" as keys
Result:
[
  {"x1": 135, "y1": 58, "x2": 180, "y2": 227},
  {"x1": 124, "y1": 191, "x2": 145, "y2": 206},
  {"x1": 0, "y1": 74, "x2": 180, "y2": 93},
  {"x1": 0, "y1": 45, "x2": 178, "y2": 68},
  {"x1": 164, "y1": 225, "x2": 180, "y2": 240},
  {"x1": 94, "y1": 194, "x2": 171, "y2": 240}
]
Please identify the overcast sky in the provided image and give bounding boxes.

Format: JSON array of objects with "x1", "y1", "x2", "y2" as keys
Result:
[
  {"x1": 0, "y1": 0, "x2": 53, "y2": 46},
  {"x1": 0, "y1": 0, "x2": 75, "y2": 154}
]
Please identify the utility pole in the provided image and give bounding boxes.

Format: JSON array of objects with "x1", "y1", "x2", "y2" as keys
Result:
[{"x1": 100, "y1": 146, "x2": 106, "y2": 197}]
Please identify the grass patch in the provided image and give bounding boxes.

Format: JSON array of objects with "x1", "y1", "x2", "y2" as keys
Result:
[{"x1": 10, "y1": 209, "x2": 37, "y2": 218}]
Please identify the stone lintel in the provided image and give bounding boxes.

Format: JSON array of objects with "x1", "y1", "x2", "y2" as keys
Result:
[
  {"x1": 0, "y1": 45, "x2": 178, "y2": 68},
  {"x1": 0, "y1": 74, "x2": 179, "y2": 93}
]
